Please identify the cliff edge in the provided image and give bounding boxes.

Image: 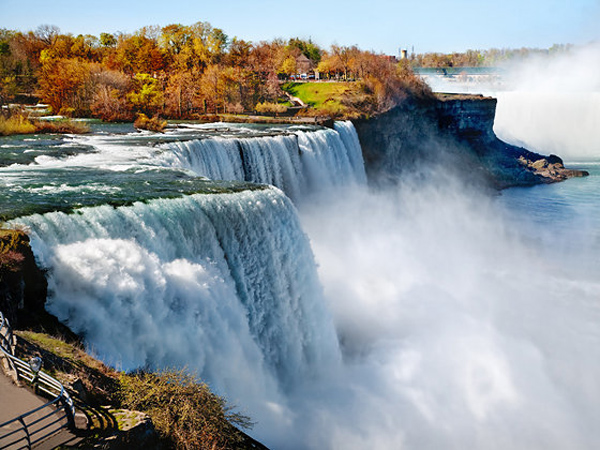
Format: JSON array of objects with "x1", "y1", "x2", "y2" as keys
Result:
[{"x1": 353, "y1": 93, "x2": 588, "y2": 189}]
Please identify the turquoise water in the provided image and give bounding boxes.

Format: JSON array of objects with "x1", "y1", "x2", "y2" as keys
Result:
[
  {"x1": 0, "y1": 123, "x2": 317, "y2": 220},
  {"x1": 498, "y1": 162, "x2": 600, "y2": 273}
]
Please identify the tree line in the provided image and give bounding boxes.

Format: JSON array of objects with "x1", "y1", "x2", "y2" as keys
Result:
[{"x1": 0, "y1": 23, "x2": 431, "y2": 121}]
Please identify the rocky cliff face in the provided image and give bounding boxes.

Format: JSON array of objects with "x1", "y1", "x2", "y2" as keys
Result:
[
  {"x1": 436, "y1": 94, "x2": 497, "y2": 142},
  {"x1": 353, "y1": 94, "x2": 588, "y2": 189},
  {"x1": 0, "y1": 230, "x2": 47, "y2": 327}
]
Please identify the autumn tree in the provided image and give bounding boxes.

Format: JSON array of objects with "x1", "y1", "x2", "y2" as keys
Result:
[
  {"x1": 159, "y1": 24, "x2": 190, "y2": 56},
  {"x1": 0, "y1": 30, "x2": 17, "y2": 107},
  {"x1": 100, "y1": 32, "x2": 117, "y2": 48},
  {"x1": 206, "y1": 28, "x2": 228, "y2": 63},
  {"x1": 279, "y1": 55, "x2": 297, "y2": 77},
  {"x1": 38, "y1": 57, "x2": 97, "y2": 115},
  {"x1": 127, "y1": 73, "x2": 164, "y2": 116},
  {"x1": 91, "y1": 69, "x2": 134, "y2": 121},
  {"x1": 2, "y1": 30, "x2": 49, "y2": 94},
  {"x1": 159, "y1": 23, "x2": 209, "y2": 72},
  {"x1": 114, "y1": 34, "x2": 165, "y2": 74},
  {"x1": 226, "y1": 38, "x2": 261, "y2": 111},
  {"x1": 34, "y1": 24, "x2": 60, "y2": 46},
  {"x1": 197, "y1": 64, "x2": 242, "y2": 113},
  {"x1": 164, "y1": 70, "x2": 201, "y2": 118},
  {"x1": 331, "y1": 45, "x2": 352, "y2": 79}
]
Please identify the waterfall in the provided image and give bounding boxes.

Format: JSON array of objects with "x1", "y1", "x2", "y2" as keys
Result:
[
  {"x1": 16, "y1": 188, "x2": 340, "y2": 400},
  {"x1": 4, "y1": 121, "x2": 368, "y2": 445},
  {"x1": 6, "y1": 110, "x2": 600, "y2": 449},
  {"x1": 159, "y1": 121, "x2": 366, "y2": 200},
  {"x1": 494, "y1": 91, "x2": 600, "y2": 160}
]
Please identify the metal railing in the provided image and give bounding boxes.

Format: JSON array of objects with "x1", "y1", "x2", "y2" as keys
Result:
[{"x1": 0, "y1": 311, "x2": 75, "y2": 449}]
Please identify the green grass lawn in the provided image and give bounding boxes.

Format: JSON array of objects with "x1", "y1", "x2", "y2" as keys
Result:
[{"x1": 282, "y1": 82, "x2": 354, "y2": 108}]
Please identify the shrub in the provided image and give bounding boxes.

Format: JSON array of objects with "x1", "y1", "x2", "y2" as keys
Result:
[
  {"x1": 255, "y1": 101, "x2": 288, "y2": 116},
  {"x1": 0, "y1": 114, "x2": 36, "y2": 136},
  {"x1": 34, "y1": 119, "x2": 90, "y2": 134},
  {"x1": 134, "y1": 113, "x2": 167, "y2": 132},
  {"x1": 226, "y1": 102, "x2": 244, "y2": 114},
  {"x1": 119, "y1": 369, "x2": 253, "y2": 450},
  {"x1": 91, "y1": 69, "x2": 135, "y2": 122},
  {"x1": 0, "y1": 111, "x2": 89, "y2": 135},
  {"x1": 0, "y1": 227, "x2": 26, "y2": 273}
]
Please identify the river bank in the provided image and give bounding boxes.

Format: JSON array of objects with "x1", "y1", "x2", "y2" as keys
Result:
[{"x1": 0, "y1": 111, "x2": 89, "y2": 136}]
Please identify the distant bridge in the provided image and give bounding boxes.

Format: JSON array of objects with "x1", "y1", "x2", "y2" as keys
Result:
[
  {"x1": 413, "y1": 67, "x2": 506, "y2": 91},
  {"x1": 413, "y1": 67, "x2": 505, "y2": 77}
]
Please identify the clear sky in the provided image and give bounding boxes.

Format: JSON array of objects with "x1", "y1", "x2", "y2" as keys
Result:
[{"x1": 1, "y1": 0, "x2": 599, "y2": 55}]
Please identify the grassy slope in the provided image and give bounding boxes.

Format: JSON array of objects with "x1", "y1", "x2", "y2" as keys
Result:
[
  {"x1": 281, "y1": 82, "x2": 370, "y2": 119},
  {"x1": 282, "y1": 82, "x2": 354, "y2": 108}
]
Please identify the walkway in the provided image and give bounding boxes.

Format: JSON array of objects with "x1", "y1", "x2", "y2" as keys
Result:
[
  {"x1": 0, "y1": 372, "x2": 49, "y2": 424},
  {"x1": 1, "y1": 311, "x2": 81, "y2": 449}
]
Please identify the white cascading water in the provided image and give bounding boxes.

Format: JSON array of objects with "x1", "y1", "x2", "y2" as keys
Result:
[
  {"x1": 17, "y1": 188, "x2": 341, "y2": 442},
  {"x1": 493, "y1": 44, "x2": 600, "y2": 161},
  {"x1": 164, "y1": 136, "x2": 246, "y2": 181},
  {"x1": 159, "y1": 121, "x2": 367, "y2": 200}
]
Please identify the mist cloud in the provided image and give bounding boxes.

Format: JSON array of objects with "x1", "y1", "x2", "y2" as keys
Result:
[
  {"x1": 494, "y1": 43, "x2": 600, "y2": 160},
  {"x1": 294, "y1": 170, "x2": 600, "y2": 449}
]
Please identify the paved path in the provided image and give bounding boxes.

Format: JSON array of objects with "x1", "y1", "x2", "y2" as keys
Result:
[
  {"x1": 1, "y1": 368, "x2": 80, "y2": 449},
  {"x1": 0, "y1": 371, "x2": 48, "y2": 423},
  {"x1": 284, "y1": 91, "x2": 307, "y2": 107}
]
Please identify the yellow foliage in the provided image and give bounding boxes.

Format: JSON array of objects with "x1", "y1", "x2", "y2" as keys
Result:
[
  {"x1": 0, "y1": 114, "x2": 36, "y2": 136},
  {"x1": 134, "y1": 113, "x2": 167, "y2": 132},
  {"x1": 0, "y1": 227, "x2": 26, "y2": 273},
  {"x1": 255, "y1": 101, "x2": 287, "y2": 115}
]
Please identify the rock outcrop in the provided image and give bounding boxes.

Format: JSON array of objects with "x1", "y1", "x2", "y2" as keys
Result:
[
  {"x1": 0, "y1": 230, "x2": 47, "y2": 328},
  {"x1": 353, "y1": 94, "x2": 588, "y2": 189}
]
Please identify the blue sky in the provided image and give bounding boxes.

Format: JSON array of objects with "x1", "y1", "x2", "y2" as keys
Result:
[{"x1": 1, "y1": 0, "x2": 599, "y2": 54}]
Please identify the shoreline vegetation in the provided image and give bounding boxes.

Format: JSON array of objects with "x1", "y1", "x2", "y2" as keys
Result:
[
  {"x1": 16, "y1": 330, "x2": 255, "y2": 449},
  {"x1": 0, "y1": 22, "x2": 435, "y2": 135},
  {"x1": 0, "y1": 109, "x2": 90, "y2": 135},
  {"x1": 0, "y1": 23, "x2": 573, "y2": 135}
]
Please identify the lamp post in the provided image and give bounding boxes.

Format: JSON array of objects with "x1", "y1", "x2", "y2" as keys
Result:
[{"x1": 29, "y1": 356, "x2": 42, "y2": 393}]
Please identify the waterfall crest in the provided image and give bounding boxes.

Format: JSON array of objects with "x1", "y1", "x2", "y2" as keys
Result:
[{"x1": 159, "y1": 121, "x2": 366, "y2": 200}]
